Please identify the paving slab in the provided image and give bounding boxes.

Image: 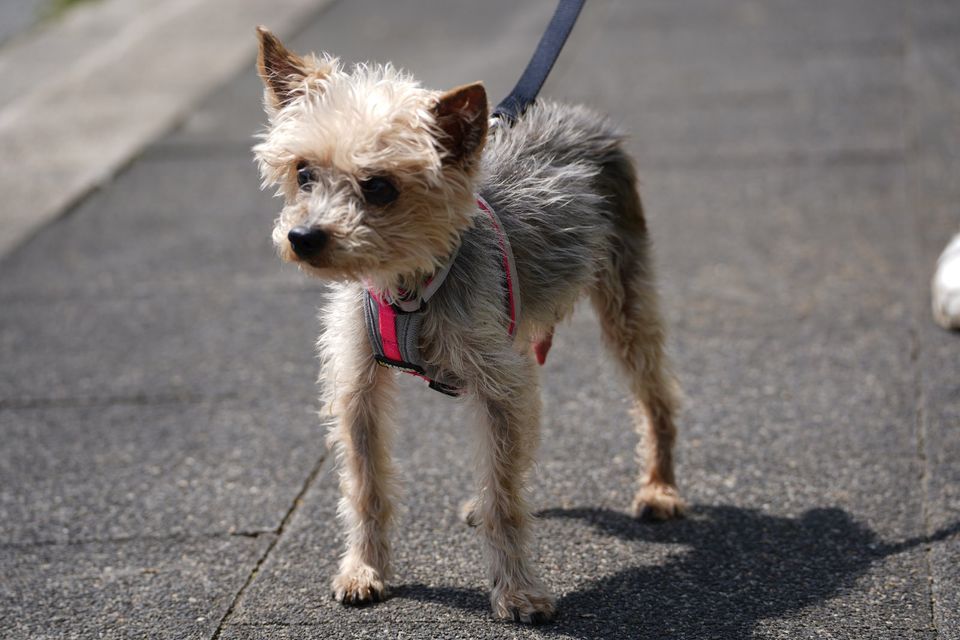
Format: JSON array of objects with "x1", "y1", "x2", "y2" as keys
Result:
[
  {"x1": 161, "y1": 0, "x2": 907, "y2": 167},
  {"x1": 0, "y1": 399, "x2": 325, "y2": 545},
  {"x1": 0, "y1": 534, "x2": 272, "y2": 639},
  {"x1": 159, "y1": 0, "x2": 561, "y2": 150},
  {"x1": 0, "y1": 288, "x2": 322, "y2": 404},
  {"x1": 543, "y1": 0, "x2": 905, "y2": 166},
  {"x1": 0, "y1": 153, "x2": 309, "y2": 302},
  {"x1": 643, "y1": 162, "x2": 914, "y2": 310}
]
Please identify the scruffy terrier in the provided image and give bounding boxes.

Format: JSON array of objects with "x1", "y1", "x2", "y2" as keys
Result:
[{"x1": 253, "y1": 27, "x2": 684, "y2": 624}]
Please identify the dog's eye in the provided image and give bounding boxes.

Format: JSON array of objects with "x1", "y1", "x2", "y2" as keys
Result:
[
  {"x1": 296, "y1": 162, "x2": 316, "y2": 192},
  {"x1": 360, "y1": 176, "x2": 399, "y2": 206}
]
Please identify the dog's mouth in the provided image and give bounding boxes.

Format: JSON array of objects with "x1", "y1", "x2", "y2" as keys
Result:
[
  {"x1": 280, "y1": 236, "x2": 373, "y2": 281},
  {"x1": 283, "y1": 244, "x2": 334, "y2": 272}
]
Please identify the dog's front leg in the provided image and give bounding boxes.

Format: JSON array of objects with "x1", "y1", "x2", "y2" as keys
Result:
[
  {"x1": 468, "y1": 358, "x2": 555, "y2": 624},
  {"x1": 322, "y1": 289, "x2": 397, "y2": 606}
]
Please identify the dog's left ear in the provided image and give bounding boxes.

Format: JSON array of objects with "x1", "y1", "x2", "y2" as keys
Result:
[
  {"x1": 432, "y1": 82, "x2": 488, "y2": 164},
  {"x1": 256, "y1": 26, "x2": 309, "y2": 110}
]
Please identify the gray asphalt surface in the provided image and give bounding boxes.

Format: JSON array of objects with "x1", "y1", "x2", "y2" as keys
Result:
[{"x1": 2, "y1": 0, "x2": 959, "y2": 638}]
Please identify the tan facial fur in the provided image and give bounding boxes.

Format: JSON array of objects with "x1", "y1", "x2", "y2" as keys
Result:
[{"x1": 253, "y1": 28, "x2": 486, "y2": 296}]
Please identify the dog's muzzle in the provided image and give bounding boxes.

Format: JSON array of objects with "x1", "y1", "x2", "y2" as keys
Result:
[{"x1": 288, "y1": 225, "x2": 328, "y2": 259}]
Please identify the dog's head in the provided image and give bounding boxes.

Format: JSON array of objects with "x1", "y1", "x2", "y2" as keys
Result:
[{"x1": 252, "y1": 28, "x2": 487, "y2": 290}]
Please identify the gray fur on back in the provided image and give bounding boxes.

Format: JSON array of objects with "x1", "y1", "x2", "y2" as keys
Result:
[
  {"x1": 417, "y1": 100, "x2": 646, "y2": 389},
  {"x1": 481, "y1": 101, "x2": 637, "y2": 322}
]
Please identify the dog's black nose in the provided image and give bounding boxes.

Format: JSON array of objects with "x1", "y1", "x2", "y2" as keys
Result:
[{"x1": 288, "y1": 225, "x2": 328, "y2": 259}]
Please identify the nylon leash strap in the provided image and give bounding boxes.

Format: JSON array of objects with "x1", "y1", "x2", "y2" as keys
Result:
[{"x1": 492, "y1": 0, "x2": 586, "y2": 124}]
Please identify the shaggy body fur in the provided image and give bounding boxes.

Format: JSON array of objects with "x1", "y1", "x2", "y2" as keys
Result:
[{"x1": 253, "y1": 28, "x2": 684, "y2": 624}]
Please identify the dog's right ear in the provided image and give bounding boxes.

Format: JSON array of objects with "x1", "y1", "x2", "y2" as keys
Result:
[{"x1": 256, "y1": 26, "x2": 308, "y2": 110}]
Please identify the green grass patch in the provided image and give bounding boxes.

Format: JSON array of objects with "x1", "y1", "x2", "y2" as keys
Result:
[{"x1": 46, "y1": 0, "x2": 101, "y2": 19}]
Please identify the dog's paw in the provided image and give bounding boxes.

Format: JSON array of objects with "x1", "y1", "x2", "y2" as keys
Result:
[
  {"x1": 491, "y1": 579, "x2": 556, "y2": 625},
  {"x1": 632, "y1": 482, "x2": 686, "y2": 521},
  {"x1": 331, "y1": 564, "x2": 387, "y2": 606}
]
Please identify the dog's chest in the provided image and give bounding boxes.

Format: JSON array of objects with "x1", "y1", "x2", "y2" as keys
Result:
[{"x1": 363, "y1": 201, "x2": 521, "y2": 396}]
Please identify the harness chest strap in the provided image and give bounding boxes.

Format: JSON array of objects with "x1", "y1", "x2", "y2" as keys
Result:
[{"x1": 362, "y1": 196, "x2": 519, "y2": 396}]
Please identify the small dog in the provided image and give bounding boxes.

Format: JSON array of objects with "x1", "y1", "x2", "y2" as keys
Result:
[{"x1": 253, "y1": 27, "x2": 684, "y2": 624}]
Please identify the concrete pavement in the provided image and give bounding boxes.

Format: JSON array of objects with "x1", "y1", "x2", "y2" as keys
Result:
[
  {"x1": 0, "y1": 0, "x2": 47, "y2": 48},
  {"x1": 1, "y1": 0, "x2": 959, "y2": 638},
  {"x1": 0, "y1": 0, "x2": 330, "y2": 257}
]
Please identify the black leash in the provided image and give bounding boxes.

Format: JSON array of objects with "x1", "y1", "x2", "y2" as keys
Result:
[{"x1": 492, "y1": 0, "x2": 586, "y2": 125}]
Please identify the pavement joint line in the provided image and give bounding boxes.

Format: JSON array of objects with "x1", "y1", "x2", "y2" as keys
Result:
[
  {"x1": 136, "y1": 143, "x2": 908, "y2": 170},
  {"x1": 141, "y1": 142, "x2": 259, "y2": 161},
  {"x1": 909, "y1": 325, "x2": 938, "y2": 634},
  {"x1": 900, "y1": 9, "x2": 941, "y2": 631},
  {"x1": 210, "y1": 448, "x2": 331, "y2": 639},
  {"x1": 636, "y1": 148, "x2": 905, "y2": 172},
  {"x1": 0, "y1": 529, "x2": 276, "y2": 550},
  {"x1": 0, "y1": 391, "x2": 239, "y2": 411},
  {"x1": 219, "y1": 621, "x2": 940, "y2": 632},
  {"x1": 0, "y1": 281, "x2": 327, "y2": 306}
]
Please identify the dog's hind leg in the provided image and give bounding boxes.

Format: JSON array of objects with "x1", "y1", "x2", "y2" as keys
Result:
[
  {"x1": 322, "y1": 286, "x2": 398, "y2": 605},
  {"x1": 590, "y1": 158, "x2": 685, "y2": 521}
]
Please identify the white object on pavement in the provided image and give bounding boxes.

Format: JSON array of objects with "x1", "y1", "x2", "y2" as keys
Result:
[{"x1": 932, "y1": 231, "x2": 960, "y2": 330}]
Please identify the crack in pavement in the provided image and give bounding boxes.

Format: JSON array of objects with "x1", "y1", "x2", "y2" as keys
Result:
[{"x1": 210, "y1": 448, "x2": 330, "y2": 640}]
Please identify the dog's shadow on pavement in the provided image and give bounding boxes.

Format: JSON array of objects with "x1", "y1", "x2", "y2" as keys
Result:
[
  {"x1": 534, "y1": 505, "x2": 959, "y2": 639},
  {"x1": 397, "y1": 504, "x2": 958, "y2": 638}
]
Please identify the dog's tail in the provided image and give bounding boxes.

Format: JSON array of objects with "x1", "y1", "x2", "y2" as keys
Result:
[{"x1": 598, "y1": 146, "x2": 647, "y2": 238}]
